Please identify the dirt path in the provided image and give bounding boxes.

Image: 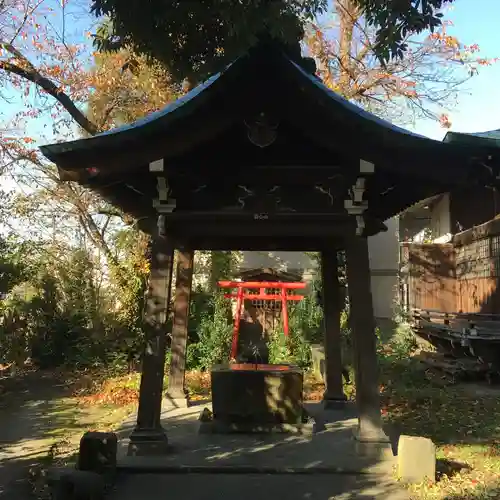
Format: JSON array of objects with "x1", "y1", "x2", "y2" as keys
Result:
[
  {"x1": 0, "y1": 370, "x2": 132, "y2": 499},
  {"x1": 0, "y1": 370, "x2": 77, "y2": 498}
]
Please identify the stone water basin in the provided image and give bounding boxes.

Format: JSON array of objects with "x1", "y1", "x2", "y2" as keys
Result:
[{"x1": 211, "y1": 363, "x2": 304, "y2": 426}]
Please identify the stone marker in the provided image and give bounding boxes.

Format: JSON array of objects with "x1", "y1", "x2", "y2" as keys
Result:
[
  {"x1": 397, "y1": 435, "x2": 436, "y2": 483},
  {"x1": 78, "y1": 431, "x2": 117, "y2": 475},
  {"x1": 310, "y1": 344, "x2": 325, "y2": 379}
]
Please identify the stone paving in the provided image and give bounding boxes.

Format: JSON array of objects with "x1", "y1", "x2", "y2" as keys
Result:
[
  {"x1": 108, "y1": 472, "x2": 408, "y2": 500},
  {"x1": 110, "y1": 402, "x2": 408, "y2": 499}
]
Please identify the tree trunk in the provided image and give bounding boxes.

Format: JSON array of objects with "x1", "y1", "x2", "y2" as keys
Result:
[{"x1": 337, "y1": 0, "x2": 362, "y2": 93}]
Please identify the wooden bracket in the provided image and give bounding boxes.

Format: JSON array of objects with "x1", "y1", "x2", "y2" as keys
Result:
[{"x1": 152, "y1": 173, "x2": 177, "y2": 213}]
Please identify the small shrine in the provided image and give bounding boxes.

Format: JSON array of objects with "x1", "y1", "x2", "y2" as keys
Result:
[
  {"x1": 39, "y1": 35, "x2": 500, "y2": 454},
  {"x1": 220, "y1": 268, "x2": 305, "y2": 362},
  {"x1": 210, "y1": 271, "x2": 307, "y2": 432}
]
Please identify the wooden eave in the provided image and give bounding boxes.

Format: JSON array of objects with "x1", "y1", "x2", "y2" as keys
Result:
[
  {"x1": 40, "y1": 39, "x2": 498, "y2": 183},
  {"x1": 37, "y1": 38, "x2": 500, "y2": 239}
]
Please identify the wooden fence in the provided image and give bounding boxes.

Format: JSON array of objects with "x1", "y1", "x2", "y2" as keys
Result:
[
  {"x1": 400, "y1": 243, "x2": 456, "y2": 312},
  {"x1": 401, "y1": 218, "x2": 500, "y2": 314}
]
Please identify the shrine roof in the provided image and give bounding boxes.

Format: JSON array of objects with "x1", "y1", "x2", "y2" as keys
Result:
[
  {"x1": 444, "y1": 129, "x2": 500, "y2": 148},
  {"x1": 238, "y1": 268, "x2": 303, "y2": 283},
  {"x1": 286, "y1": 59, "x2": 428, "y2": 140},
  {"x1": 37, "y1": 38, "x2": 500, "y2": 237},
  {"x1": 39, "y1": 37, "x2": 489, "y2": 173}
]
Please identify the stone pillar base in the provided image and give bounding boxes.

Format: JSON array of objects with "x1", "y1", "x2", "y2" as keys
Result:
[
  {"x1": 164, "y1": 393, "x2": 190, "y2": 409},
  {"x1": 323, "y1": 394, "x2": 348, "y2": 410},
  {"x1": 127, "y1": 428, "x2": 169, "y2": 456},
  {"x1": 353, "y1": 424, "x2": 391, "y2": 444}
]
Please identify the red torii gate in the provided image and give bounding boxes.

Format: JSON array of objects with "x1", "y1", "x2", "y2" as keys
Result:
[{"x1": 218, "y1": 280, "x2": 306, "y2": 360}]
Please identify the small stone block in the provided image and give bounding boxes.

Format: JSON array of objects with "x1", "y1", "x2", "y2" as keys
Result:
[
  {"x1": 77, "y1": 431, "x2": 117, "y2": 474},
  {"x1": 47, "y1": 468, "x2": 106, "y2": 500},
  {"x1": 310, "y1": 344, "x2": 325, "y2": 380},
  {"x1": 398, "y1": 435, "x2": 436, "y2": 483},
  {"x1": 199, "y1": 407, "x2": 213, "y2": 422}
]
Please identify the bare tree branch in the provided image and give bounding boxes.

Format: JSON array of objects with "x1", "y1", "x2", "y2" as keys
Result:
[{"x1": 0, "y1": 50, "x2": 98, "y2": 135}]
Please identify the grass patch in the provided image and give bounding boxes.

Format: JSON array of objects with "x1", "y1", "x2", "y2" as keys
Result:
[
  {"x1": 59, "y1": 355, "x2": 500, "y2": 500},
  {"x1": 14, "y1": 351, "x2": 500, "y2": 500},
  {"x1": 378, "y1": 353, "x2": 500, "y2": 499}
]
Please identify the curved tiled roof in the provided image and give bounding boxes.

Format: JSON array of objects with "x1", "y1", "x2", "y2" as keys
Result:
[{"x1": 40, "y1": 38, "x2": 452, "y2": 166}]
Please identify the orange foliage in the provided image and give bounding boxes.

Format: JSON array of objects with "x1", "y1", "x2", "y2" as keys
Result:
[
  {"x1": 305, "y1": 10, "x2": 497, "y2": 125},
  {"x1": 77, "y1": 374, "x2": 139, "y2": 407}
]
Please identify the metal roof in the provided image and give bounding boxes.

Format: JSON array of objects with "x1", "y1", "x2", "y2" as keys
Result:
[
  {"x1": 40, "y1": 40, "x2": 441, "y2": 163},
  {"x1": 444, "y1": 129, "x2": 500, "y2": 148}
]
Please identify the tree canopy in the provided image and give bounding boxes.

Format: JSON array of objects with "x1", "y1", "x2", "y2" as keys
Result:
[
  {"x1": 359, "y1": 0, "x2": 455, "y2": 61},
  {"x1": 305, "y1": 0, "x2": 490, "y2": 127},
  {"x1": 91, "y1": 0, "x2": 457, "y2": 83},
  {"x1": 91, "y1": 0, "x2": 328, "y2": 84}
]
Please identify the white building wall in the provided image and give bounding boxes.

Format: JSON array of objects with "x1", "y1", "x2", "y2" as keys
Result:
[
  {"x1": 430, "y1": 194, "x2": 451, "y2": 241},
  {"x1": 240, "y1": 217, "x2": 401, "y2": 322},
  {"x1": 368, "y1": 217, "x2": 400, "y2": 320}
]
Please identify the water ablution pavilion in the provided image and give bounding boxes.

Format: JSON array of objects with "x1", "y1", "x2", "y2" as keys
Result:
[{"x1": 40, "y1": 37, "x2": 500, "y2": 454}]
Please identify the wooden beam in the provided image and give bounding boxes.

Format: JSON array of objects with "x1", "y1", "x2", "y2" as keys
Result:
[
  {"x1": 129, "y1": 230, "x2": 174, "y2": 455},
  {"x1": 345, "y1": 236, "x2": 389, "y2": 443},
  {"x1": 321, "y1": 249, "x2": 347, "y2": 408},
  {"x1": 223, "y1": 293, "x2": 304, "y2": 300}
]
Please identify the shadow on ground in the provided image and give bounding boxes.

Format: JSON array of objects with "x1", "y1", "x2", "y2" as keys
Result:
[
  {"x1": 110, "y1": 402, "x2": 407, "y2": 500},
  {"x1": 378, "y1": 354, "x2": 500, "y2": 499},
  {"x1": 0, "y1": 370, "x2": 91, "y2": 499},
  {"x1": 379, "y1": 356, "x2": 500, "y2": 447}
]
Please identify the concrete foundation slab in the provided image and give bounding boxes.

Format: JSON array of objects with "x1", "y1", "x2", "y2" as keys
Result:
[
  {"x1": 111, "y1": 402, "x2": 409, "y2": 499},
  {"x1": 117, "y1": 403, "x2": 396, "y2": 476},
  {"x1": 108, "y1": 472, "x2": 409, "y2": 500}
]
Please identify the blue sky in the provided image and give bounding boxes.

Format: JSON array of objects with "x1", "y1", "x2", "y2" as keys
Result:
[
  {"x1": 1, "y1": 0, "x2": 500, "y2": 145},
  {"x1": 410, "y1": 0, "x2": 500, "y2": 140}
]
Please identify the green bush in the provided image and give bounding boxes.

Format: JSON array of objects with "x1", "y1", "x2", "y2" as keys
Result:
[
  {"x1": 190, "y1": 292, "x2": 233, "y2": 370},
  {"x1": 267, "y1": 292, "x2": 324, "y2": 368}
]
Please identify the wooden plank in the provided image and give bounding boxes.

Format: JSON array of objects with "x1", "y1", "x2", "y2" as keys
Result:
[{"x1": 406, "y1": 243, "x2": 456, "y2": 312}]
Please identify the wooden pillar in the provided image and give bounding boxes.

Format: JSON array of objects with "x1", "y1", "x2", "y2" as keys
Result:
[
  {"x1": 128, "y1": 229, "x2": 174, "y2": 455},
  {"x1": 321, "y1": 249, "x2": 347, "y2": 409},
  {"x1": 345, "y1": 236, "x2": 389, "y2": 443},
  {"x1": 165, "y1": 248, "x2": 194, "y2": 408}
]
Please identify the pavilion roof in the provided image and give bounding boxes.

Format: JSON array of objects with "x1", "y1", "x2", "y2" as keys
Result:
[
  {"x1": 38, "y1": 38, "x2": 500, "y2": 234},
  {"x1": 41, "y1": 58, "x2": 429, "y2": 157},
  {"x1": 444, "y1": 129, "x2": 500, "y2": 148},
  {"x1": 40, "y1": 38, "x2": 499, "y2": 178}
]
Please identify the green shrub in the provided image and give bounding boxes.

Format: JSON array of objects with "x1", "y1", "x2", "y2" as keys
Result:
[{"x1": 194, "y1": 292, "x2": 233, "y2": 370}]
